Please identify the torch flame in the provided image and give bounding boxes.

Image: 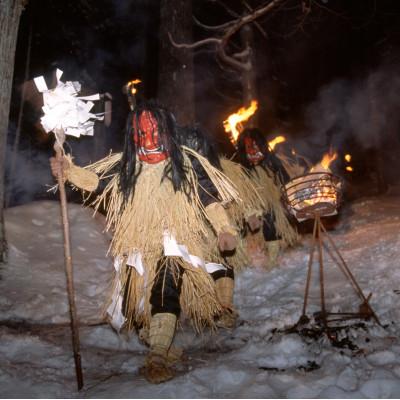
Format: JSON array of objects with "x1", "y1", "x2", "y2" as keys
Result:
[
  {"x1": 128, "y1": 79, "x2": 141, "y2": 95},
  {"x1": 268, "y1": 135, "x2": 286, "y2": 151},
  {"x1": 223, "y1": 100, "x2": 258, "y2": 144}
]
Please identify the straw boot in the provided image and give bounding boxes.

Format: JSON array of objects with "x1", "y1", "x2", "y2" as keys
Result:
[
  {"x1": 144, "y1": 313, "x2": 177, "y2": 384},
  {"x1": 215, "y1": 277, "x2": 238, "y2": 329},
  {"x1": 139, "y1": 325, "x2": 183, "y2": 365},
  {"x1": 265, "y1": 240, "x2": 281, "y2": 270}
]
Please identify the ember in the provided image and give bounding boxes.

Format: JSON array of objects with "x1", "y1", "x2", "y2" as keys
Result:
[{"x1": 344, "y1": 153, "x2": 353, "y2": 172}]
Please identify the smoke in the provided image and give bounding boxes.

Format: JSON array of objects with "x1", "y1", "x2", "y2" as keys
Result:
[
  {"x1": 5, "y1": 123, "x2": 56, "y2": 207},
  {"x1": 302, "y1": 62, "x2": 400, "y2": 159}
]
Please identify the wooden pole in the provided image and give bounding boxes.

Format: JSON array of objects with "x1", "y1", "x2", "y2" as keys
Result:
[{"x1": 54, "y1": 142, "x2": 84, "y2": 391}]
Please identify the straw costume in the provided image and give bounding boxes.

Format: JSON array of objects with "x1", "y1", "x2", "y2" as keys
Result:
[
  {"x1": 215, "y1": 157, "x2": 265, "y2": 269},
  {"x1": 179, "y1": 124, "x2": 248, "y2": 329},
  {"x1": 231, "y1": 127, "x2": 299, "y2": 269},
  {"x1": 75, "y1": 101, "x2": 241, "y2": 383}
]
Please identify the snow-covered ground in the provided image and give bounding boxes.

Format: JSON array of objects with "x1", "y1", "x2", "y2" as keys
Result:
[{"x1": 1, "y1": 187, "x2": 400, "y2": 398}]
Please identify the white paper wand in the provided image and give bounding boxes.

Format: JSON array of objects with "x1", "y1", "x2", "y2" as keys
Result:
[{"x1": 34, "y1": 69, "x2": 103, "y2": 391}]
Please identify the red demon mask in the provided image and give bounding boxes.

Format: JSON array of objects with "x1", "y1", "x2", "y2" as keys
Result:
[
  {"x1": 133, "y1": 110, "x2": 169, "y2": 164},
  {"x1": 244, "y1": 136, "x2": 264, "y2": 165}
]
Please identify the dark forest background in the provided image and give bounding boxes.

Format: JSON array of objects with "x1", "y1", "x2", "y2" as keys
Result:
[{"x1": 5, "y1": 0, "x2": 400, "y2": 207}]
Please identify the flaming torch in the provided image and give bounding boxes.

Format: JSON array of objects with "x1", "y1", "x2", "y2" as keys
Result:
[
  {"x1": 223, "y1": 100, "x2": 258, "y2": 145},
  {"x1": 33, "y1": 69, "x2": 103, "y2": 390},
  {"x1": 123, "y1": 79, "x2": 141, "y2": 111}
]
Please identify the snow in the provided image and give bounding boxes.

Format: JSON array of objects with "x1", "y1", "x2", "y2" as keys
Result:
[{"x1": 1, "y1": 188, "x2": 400, "y2": 398}]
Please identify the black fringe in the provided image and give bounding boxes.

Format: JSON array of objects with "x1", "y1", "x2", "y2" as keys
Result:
[{"x1": 118, "y1": 100, "x2": 187, "y2": 202}]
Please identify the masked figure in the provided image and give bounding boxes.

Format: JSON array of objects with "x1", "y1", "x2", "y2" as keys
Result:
[
  {"x1": 64, "y1": 100, "x2": 242, "y2": 384},
  {"x1": 229, "y1": 127, "x2": 299, "y2": 269}
]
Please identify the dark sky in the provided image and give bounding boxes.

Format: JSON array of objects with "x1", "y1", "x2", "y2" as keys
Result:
[{"x1": 7, "y1": 0, "x2": 400, "y2": 204}]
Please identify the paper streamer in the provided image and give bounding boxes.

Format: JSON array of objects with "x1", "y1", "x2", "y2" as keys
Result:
[{"x1": 33, "y1": 68, "x2": 103, "y2": 138}]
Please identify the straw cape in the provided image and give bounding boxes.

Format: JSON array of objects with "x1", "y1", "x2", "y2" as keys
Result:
[
  {"x1": 85, "y1": 147, "x2": 241, "y2": 332},
  {"x1": 220, "y1": 158, "x2": 299, "y2": 269},
  {"x1": 217, "y1": 157, "x2": 264, "y2": 269},
  {"x1": 250, "y1": 164, "x2": 299, "y2": 246}
]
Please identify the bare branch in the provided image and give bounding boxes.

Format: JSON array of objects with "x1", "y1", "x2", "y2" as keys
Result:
[
  {"x1": 232, "y1": 48, "x2": 250, "y2": 59},
  {"x1": 176, "y1": 0, "x2": 286, "y2": 71},
  {"x1": 218, "y1": 0, "x2": 286, "y2": 71},
  {"x1": 168, "y1": 32, "x2": 221, "y2": 50},
  {"x1": 242, "y1": 0, "x2": 268, "y2": 39},
  {"x1": 193, "y1": 15, "x2": 235, "y2": 31}
]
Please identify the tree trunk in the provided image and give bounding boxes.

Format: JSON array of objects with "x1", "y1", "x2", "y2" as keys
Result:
[
  {"x1": 0, "y1": 0, "x2": 24, "y2": 262},
  {"x1": 240, "y1": 25, "x2": 258, "y2": 127},
  {"x1": 158, "y1": 0, "x2": 195, "y2": 126}
]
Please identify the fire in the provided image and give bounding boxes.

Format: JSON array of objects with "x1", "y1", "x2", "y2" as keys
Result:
[
  {"x1": 346, "y1": 166, "x2": 353, "y2": 172},
  {"x1": 300, "y1": 149, "x2": 339, "y2": 209},
  {"x1": 310, "y1": 150, "x2": 338, "y2": 172},
  {"x1": 127, "y1": 79, "x2": 141, "y2": 95},
  {"x1": 320, "y1": 151, "x2": 338, "y2": 170},
  {"x1": 223, "y1": 100, "x2": 258, "y2": 144},
  {"x1": 268, "y1": 135, "x2": 286, "y2": 151}
]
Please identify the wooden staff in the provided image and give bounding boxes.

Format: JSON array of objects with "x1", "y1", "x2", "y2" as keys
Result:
[{"x1": 53, "y1": 138, "x2": 84, "y2": 391}]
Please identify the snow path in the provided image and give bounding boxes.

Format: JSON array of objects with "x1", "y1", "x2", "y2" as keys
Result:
[{"x1": 1, "y1": 191, "x2": 400, "y2": 398}]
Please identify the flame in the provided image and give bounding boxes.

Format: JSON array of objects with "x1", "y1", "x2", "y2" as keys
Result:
[
  {"x1": 268, "y1": 135, "x2": 286, "y2": 151},
  {"x1": 223, "y1": 100, "x2": 258, "y2": 144},
  {"x1": 319, "y1": 150, "x2": 338, "y2": 170},
  {"x1": 289, "y1": 149, "x2": 340, "y2": 212},
  {"x1": 309, "y1": 150, "x2": 337, "y2": 172},
  {"x1": 346, "y1": 166, "x2": 353, "y2": 172},
  {"x1": 127, "y1": 79, "x2": 141, "y2": 95}
]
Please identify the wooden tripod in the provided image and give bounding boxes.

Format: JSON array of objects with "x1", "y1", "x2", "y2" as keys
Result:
[{"x1": 299, "y1": 213, "x2": 381, "y2": 330}]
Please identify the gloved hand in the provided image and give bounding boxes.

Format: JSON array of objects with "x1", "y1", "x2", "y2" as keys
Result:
[
  {"x1": 218, "y1": 231, "x2": 237, "y2": 252},
  {"x1": 49, "y1": 156, "x2": 69, "y2": 179},
  {"x1": 247, "y1": 214, "x2": 262, "y2": 232}
]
